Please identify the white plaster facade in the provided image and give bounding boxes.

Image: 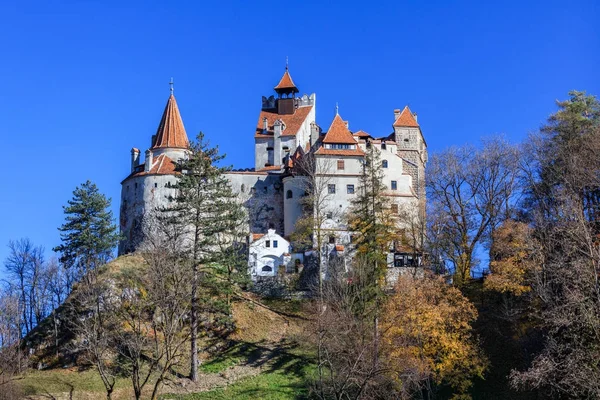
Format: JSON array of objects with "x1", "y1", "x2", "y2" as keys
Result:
[{"x1": 248, "y1": 229, "x2": 291, "y2": 278}]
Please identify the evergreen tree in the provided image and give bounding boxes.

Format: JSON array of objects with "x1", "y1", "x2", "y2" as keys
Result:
[
  {"x1": 53, "y1": 180, "x2": 119, "y2": 286},
  {"x1": 347, "y1": 144, "x2": 398, "y2": 307},
  {"x1": 161, "y1": 132, "x2": 247, "y2": 382}
]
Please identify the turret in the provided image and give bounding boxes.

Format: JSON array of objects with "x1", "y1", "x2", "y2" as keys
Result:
[{"x1": 131, "y1": 148, "x2": 140, "y2": 172}]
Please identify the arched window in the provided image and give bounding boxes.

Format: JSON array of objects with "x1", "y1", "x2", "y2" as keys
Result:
[
  {"x1": 382, "y1": 160, "x2": 388, "y2": 168},
  {"x1": 381, "y1": 143, "x2": 386, "y2": 150},
  {"x1": 286, "y1": 190, "x2": 293, "y2": 199},
  {"x1": 262, "y1": 266, "x2": 272, "y2": 272}
]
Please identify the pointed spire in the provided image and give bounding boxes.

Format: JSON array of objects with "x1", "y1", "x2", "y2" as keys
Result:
[
  {"x1": 274, "y1": 62, "x2": 299, "y2": 95},
  {"x1": 169, "y1": 77, "x2": 174, "y2": 95},
  {"x1": 151, "y1": 91, "x2": 189, "y2": 149},
  {"x1": 393, "y1": 105, "x2": 420, "y2": 127}
]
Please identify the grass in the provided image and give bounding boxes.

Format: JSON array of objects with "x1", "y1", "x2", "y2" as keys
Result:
[
  {"x1": 162, "y1": 370, "x2": 309, "y2": 400},
  {"x1": 17, "y1": 367, "x2": 131, "y2": 397}
]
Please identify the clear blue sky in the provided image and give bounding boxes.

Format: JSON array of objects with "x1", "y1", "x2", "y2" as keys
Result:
[{"x1": 0, "y1": 0, "x2": 598, "y2": 269}]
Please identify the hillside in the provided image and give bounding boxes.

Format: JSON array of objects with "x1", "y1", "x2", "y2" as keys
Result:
[{"x1": 9, "y1": 255, "x2": 314, "y2": 400}]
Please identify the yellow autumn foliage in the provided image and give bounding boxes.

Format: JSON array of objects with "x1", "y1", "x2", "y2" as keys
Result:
[
  {"x1": 381, "y1": 273, "x2": 487, "y2": 399},
  {"x1": 485, "y1": 220, "x2": 536, "y2": 296}
]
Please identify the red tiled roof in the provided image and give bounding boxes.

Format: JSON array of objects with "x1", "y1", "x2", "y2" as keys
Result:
[
  {"x1": 315, "y1": 147, "x2": 365, "y2": 156},
  {"x1": 322, "y1": 114, "x2": 357, "y2": 144},
  {"x1": 274, "y1": 69, "x2": 299, "y2": 92},
  {"x1": 252, "y1": 233, "x2": 265, "y2": 241},
  {"x1": 393, "y1": 106, "x2": 419, "y2": 128},
  {"x1": 353, "y1": 130, "x2": 371, "y2": 138},
  {"x1": 335, "y1": 245, "x2": 344, "y2": 252},
  {"x1": 255, "y1": 106, "x2": 313, "y2": 138},
  {"x1": 152, "y1": 95, "x2": 189, "y2": 149},
  {"x1": 125, "y1": 154, "x2": 178, "y2": 181},
  {"x1": 256, "y1": 165, "x2": 283, "y2": 172}
]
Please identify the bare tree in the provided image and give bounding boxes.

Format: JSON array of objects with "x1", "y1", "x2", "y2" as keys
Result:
[{"x1": 426, "y1": 137, "x2": 520, "y2": 285}]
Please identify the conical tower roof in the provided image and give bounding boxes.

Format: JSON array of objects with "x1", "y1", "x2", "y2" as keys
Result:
[
  {"x1": 152, "y1": 94, "x2": 189, "y2": 149},
  {"x1": 274, "y1": 67, "x2": 299, "y2": 94},
  {"x1": 322, "y1": 114, "x2": 356, "y2": 144}
]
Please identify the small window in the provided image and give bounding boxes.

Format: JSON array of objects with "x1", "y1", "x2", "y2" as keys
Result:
[
  {"x1": 262, "y1": 266, "x2": 272, "y2": 272},
  {"x1": 135, "y1": 182, "x2": 138, "y2": 189},
  {"x1": 391, "y1": 204, "x2": 399, "y2": 214},
  {"x1": 273, "y1": 240, "x2": 278, "y2": 248},
  {"x1": 286, "y1": 190, "x2": 293, "y2": 199},
  {"x1": 381, "y1": 143, "x2": 386, "y2": 150},
  {"x1": 328, "y1": 184, "x2": 336, "y2": 194},
  {"x1": 267, "y1": 147, "x2": 274, "y2": 151},
  {"x1": 283, "y1": 146, "x2": 289, "y2": 152},
  {"x1": 326, "y1": 212, "x2": 333, "y2": 219},
  {"x1": 337, "y1": 160, "x2": 345, "y2": 170},
  {"x1": 154, "y1": 183, "x2": 158, "y2": 188},
  {"x1": 347, "y1": 184, "x2": 355, "y2": 194},
  {"x1": 127, "y1": 185, "x2": 130, "y2": 191},
  {"x1": 382, "y1": 160, "x2": 388, "y2": 168},
  {"x1": 391, "y1": 180, "x2": 397, "y2": 190},
  {"x1": 329, "y1": 236, "x2": 335, "y2": 244},
  {"x1": 265, "y1": 240, "x2": 270, "y2": 248}
]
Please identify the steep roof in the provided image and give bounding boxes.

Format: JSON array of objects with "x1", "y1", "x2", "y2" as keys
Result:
[
  {"x1": 255, "y1": 106, "x2": 313, "y2": 138},
  {"x1": 152, "y1": 94, "x2": 189, "y2": 149},
  {"x1": 353, "y1": 130, "x2": 371, "y2": 138},
  {"x1": 322, "y1": 114, "x2": 357, "y2": 144},
  {"x1": 393, "y1": 106, "x2": 419, "y2": 128},
  {"x1": 274, "y1": 68, "x2": 299, "y2": 93}
]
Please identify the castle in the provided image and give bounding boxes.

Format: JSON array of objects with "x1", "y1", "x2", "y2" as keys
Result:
[{"x1": 119, "y1": 67, "x2": 427, "y2": 279}]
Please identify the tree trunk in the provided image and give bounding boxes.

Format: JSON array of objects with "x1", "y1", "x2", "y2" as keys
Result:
[{"x1": 190, "y1": 261, "x2": 199, "y2": 382}]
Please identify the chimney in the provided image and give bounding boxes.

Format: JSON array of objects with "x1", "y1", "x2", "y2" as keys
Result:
[
  {"x1": 413, "y1": 112, "x2": 418, "y2": 123},
  {"x1": 131, "y1": 148, "x2": 140, "y2": 172},
  {"x1": 263, "y1": 117, "x2": 268, "y2": 134},
  {"x1": 145, "y1": 149, "x2": 153, "y2": 172},
  {"x1": 273, "y1": 120, "x2": 283, "y2": 166},
  {"x1": 310, "y1": 122, "x2": 320, "y2": 146},
  {"x1": 394, "y1": 109, "x2": 401, "y2": 120},
  {"x1": 344, "y1": 120, "x2": 349, "y2": 129}
]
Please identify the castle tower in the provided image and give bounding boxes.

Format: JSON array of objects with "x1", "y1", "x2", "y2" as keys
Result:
[
  {"x1": 254, "y1": 66, "x2": 316, "y2": 171},
  {"x1": 392, "y1": 106, "x2": 428, "y2": 214},
  {"x1": 119, "y1": 87, "x2": 190, "y2": 254}
]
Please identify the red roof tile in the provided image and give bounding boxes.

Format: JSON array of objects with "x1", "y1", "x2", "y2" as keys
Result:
[
  {"x1": 152, "y1": 95, "x2": 189, "y2": 149},
  {"x1": 256, "y1": 165, "x2": 283, "y2": 172},
  {"x1": 353, "y1": 130, "x2": 371, "y2": 138},
  {"x1": 274, "y1": 69, "x2": 299, "y2": 92},
  {"x1": 125, "y1": 154, "x2": 178, "y2": 181},
  {"x1": 315, "y1": 147, "x2": 365, "y2": 156},
  {"x1": 335, "y1": 245, "x2": 344, "y2": 252},
  {"x1": 393, "y1": 106, "x2": 419, "y2": 128},
  {"x1": 322, "y1": 114, "x2": 357, "y2": 144},
  {"x1": 255, "y1": 106, "x2": 313, "y2": 138},
  {"x1": 252, "y1": 233, "x2": 265, "y2": 241}
]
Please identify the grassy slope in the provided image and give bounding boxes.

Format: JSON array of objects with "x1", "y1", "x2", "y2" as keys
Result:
[{"x1": 15, "y1": 255, "x2": 314, "y2": 400}]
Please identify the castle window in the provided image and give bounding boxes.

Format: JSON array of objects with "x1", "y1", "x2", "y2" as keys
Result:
[
  {"x1": 154, "y1": 183, "x2": 158, "y2": 188},
  {"x1": 326, "y1": 212, "x2": 333, "y2": 219},
  {"x1": 267, "y1": 147, "x2": 274, "y2": 151},
  {"x1": 265, "y1": 240, "x2": 271, "y2": 248},
  {"x1": 262, "y1": 265, "x2": 272, "y2": 272},
  {"x1": 283, "y1": 146, "x2": 289, "y2": 152},
  {"x1": 135, "y1": 182, "x2": 138, "y2": 189},
  {"x1": 347, "y1": 184, "x2": 355, "y2": 194},
  {"x1": 329, "y1": 236, "x2": 335, "y2": 244},
  {"x1": 381, "y1": 143, "x2": 387, "y2": 150},
  {"x1": 404, "y1": 138, "x2": 409, "y2": 142},
  {"x1": 382, "y1": 160, "x2": 388, "y2": 168},
  {"x1": 328, "y1": 184, "x2": 336, "y2": 194},
  {"x1": 337, "y1": 160, "x2": 345, "y2": 170},
  {"x1": 391, "y1": 204, "x2": 399, "y2": 214},
  {"x1": 391, "y1": 180, "x2": 397, "y2": 190},
  {"x1": 286, "y1": 190, "x2": 293, "y2": 199},
  {"x1": 273, "y1": 240, "x2": 278, "y2": 248}
]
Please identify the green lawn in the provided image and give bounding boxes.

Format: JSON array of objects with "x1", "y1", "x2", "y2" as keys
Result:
[{"x1": 162, "y1": 370, "x2": 309, "y2": 400}]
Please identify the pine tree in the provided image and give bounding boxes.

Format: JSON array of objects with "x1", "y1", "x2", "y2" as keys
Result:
[
  {"x1": 53, "y1": 180, "x2": 119, "y2": 286},
  {"x1": 348, "y1": 145, "x2": 398, "y2": 300},
  {"x1": 161, "y1": 132, "x2": 247, "y2": 382}
]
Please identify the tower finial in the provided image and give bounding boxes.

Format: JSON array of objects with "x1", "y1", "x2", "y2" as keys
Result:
[
  {"x1": 335, "y1": 102, "x2": 339, "y2": 115},
  {"x1": 285, "y1": 56, "x2": 289, "y2": 70},
  {"x1": 169, "y1": 77, "x2": 174, "y2": 95}
]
